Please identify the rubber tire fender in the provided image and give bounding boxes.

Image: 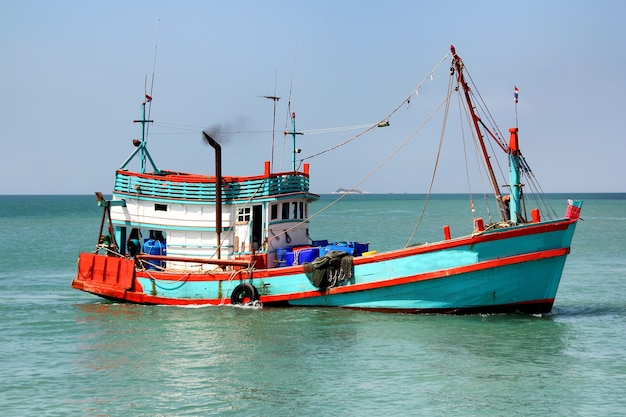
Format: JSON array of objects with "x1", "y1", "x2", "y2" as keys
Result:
[{"x1": 230, "y1": 283, "x2": 259, "y2": 305}]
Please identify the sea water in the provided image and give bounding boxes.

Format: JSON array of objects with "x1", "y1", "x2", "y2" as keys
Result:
[{"x1": 0, "y1": 194, "x2": 625, "y2": 416}]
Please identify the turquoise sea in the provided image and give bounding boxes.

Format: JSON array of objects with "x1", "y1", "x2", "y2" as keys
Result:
[{"x1": 1, "y1": 193, "x2": 625, "y2": 416}]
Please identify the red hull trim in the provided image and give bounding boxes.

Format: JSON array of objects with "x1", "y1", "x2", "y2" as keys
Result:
[
  {"x1": 260, "y1": 247, "x2": 569, "y2": 303},
  {"x1": 78, "y1": 246, "x2": 568, "y2": 307},
  {"x1": 352, "y1": 218, "x2": 574, "y2": 266}
]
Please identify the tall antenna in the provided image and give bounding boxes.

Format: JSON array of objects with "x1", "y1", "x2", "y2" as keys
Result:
[
  {"x1": 128, "y1": 20, "x2": 160, "y2": 175},
  {"x1": 261, "y1": 95, "x2": 280, "y2": 171},
  {"x1": 261, "y1": 67, "x2": 280, "y2": 171},
  {"x1": 146, "y1": 19, "x2": 160, "y2": 128},
  {"x1": 281, "y1": 38, "x2": 298, "y2": 172}
]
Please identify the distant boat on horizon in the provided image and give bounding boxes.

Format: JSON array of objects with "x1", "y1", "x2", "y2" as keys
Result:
[{"x1": 331, "y1": 188, "x2": 372, "y2": 195}]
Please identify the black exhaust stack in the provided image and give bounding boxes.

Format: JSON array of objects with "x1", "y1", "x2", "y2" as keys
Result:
[{"x1": 203, "y1": 131, "x2": 222, "y2": 259}]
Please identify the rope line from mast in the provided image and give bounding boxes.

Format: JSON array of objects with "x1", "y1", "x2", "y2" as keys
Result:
[
  {"x1": 302, "y1": 87, "x2": 456, "y2": 241},
  {"x1": 300, "y1": 52, "x2": 450, "y2": 163},
  {"x1": 404, "y1": 73, "x2": 455, "y2": 247}
]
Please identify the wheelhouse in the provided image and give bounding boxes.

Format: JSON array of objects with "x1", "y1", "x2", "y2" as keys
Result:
[{"x1": 105, "y1": 162, "x2": 318, "y2": 271}]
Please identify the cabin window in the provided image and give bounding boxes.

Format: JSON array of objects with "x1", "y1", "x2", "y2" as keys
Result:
[
  {"x1": 299, "y1": 202, "x2": 304, "y2": 219},
  {"x1": 155, "y1": 203, "x2": 168, "y2": 212},
  {"x1": 281, "y1": 202, "x2": 290, "y2": 220},
  {"x1": 270, "y1": 204, "x2": 278, "y2": 220},
  {"x1": 238, "y1": 207, "x2": 251, "y2": 222},
  {"x1": 149, "y1": 230, "x2": 166, "y2": 241},
  {"x1": 292, "y1": 202, "x2": 298, "y2": 219}
]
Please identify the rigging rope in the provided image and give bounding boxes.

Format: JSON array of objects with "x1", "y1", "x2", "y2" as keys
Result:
[
  {"x1": 150, "y1": 122, "x2": 375, "y2": 137},
  {"x1": 453, "y1": 83, "x2": 495, "y2": 224},
  {"x1": 305, "y1": 89, "x2": 455, "y2": 233},
  {"x1": 300, "y1": 52, "x2": 450, "y2": 162},
  {"x1": 300, "y1": 124, "x2": 376, "y2": 134},
  {"x1": 461, "y1": 68, "x2": 560, "y2": 221},
  {"x1": 404, "y1": 73, "x2": 454, "y2": 247},
  {"x1": 464, "y1": 68, "x2": 507, "y2": 151},
  {"x1": 270, "y1": 55, "x2": 454, "y2": 234},
  {"x1": 457, "y1": 90, "x2": 478, "y2": 222}
]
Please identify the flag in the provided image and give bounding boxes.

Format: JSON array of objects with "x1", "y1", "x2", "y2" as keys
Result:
[
  {"x1": 514, "y1": 86, "x2": 519, "y2": 104},
  {"x1": 145, "y1": 94, "x2": 152, "y2": 102}
]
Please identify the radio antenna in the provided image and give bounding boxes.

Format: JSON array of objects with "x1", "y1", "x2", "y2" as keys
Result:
[{"x1": 146, "y1": 19, "x2": 160, "y2": 132}]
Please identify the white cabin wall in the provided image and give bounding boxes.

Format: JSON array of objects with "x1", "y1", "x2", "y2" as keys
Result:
[
  {"x1": 110, "y1": 198, "x2": 236, "y2": 259},
  {"x1": 111, "y1": 199, "x2": 233, "y2": 230},
  {"x1": 267, "y1": 223, "x2": 310, "y2": 250},
  {"x1": 109, "y1": 196, "x2": 314, "y2": 267}
]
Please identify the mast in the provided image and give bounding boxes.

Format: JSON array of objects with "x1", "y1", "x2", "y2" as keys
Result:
[
  {"x1": 450, "y1": 45, "x2": 507, "y2": 221},
  {"x1": 284, "y1": 111, "x2": 303, "y2": 171},
  {"x1": 508, "y1": 127, "x2": 523, "y2": 224},
  {"x1": 137, "y1": 101, "x2": 149, "y2": 173},
  {"x1": 120, "y1": 97, "x2": 160, "y2": 174}
]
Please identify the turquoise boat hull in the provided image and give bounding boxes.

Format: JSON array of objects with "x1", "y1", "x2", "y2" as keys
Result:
[{"x1": 75, "y1": 215, "x2": 578, "y2": 314}]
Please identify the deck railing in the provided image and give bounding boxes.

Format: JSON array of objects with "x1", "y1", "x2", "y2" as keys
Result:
[{"x1": 114, "y1": 170, "x2": 310, "y2": 201}]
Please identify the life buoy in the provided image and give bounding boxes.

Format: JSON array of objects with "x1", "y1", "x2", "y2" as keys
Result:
[{"x1": 230, "y1": 283, "x2": 259, "y2": 305}]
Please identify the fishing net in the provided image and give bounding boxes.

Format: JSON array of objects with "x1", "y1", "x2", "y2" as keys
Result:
[{"x1": 303, "y1": 250, "x2": 354, "y2": 290}]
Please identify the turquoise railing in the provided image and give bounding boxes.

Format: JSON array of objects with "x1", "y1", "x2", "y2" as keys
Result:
[{"x1": 114, "y1": 171, "x2": 310, "y2": 201}]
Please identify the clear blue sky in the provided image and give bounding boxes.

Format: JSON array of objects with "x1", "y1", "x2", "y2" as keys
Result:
[{"x1": 1, "y1": 0, "x2": 624, "y2": 194}]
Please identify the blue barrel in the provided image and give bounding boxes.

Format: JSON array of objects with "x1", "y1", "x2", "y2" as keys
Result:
[{"x1": 143, "y1": 239, "x2": 166, "y2": 270}]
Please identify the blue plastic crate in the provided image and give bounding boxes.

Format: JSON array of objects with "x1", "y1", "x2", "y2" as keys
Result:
[
  {"x1": 350, "y1": 242, "x2": 369, "y2": 256},
  {"x1": 321, "y1": 245, "x2": 355, "y2": 256}
]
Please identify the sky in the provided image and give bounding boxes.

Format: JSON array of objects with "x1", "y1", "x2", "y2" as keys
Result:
[{"x1": 1, "y1": 0, "x2": 624, "y2": 195}]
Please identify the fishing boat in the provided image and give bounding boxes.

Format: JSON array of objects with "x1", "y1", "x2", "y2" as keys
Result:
[{"x1": 72, "y1": 46, "x2": 582, "y2": 314}]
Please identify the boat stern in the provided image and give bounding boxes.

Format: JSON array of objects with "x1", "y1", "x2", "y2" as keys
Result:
[{"x1": 72, "y1": 253, "x2": 138, "y2": 301}]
